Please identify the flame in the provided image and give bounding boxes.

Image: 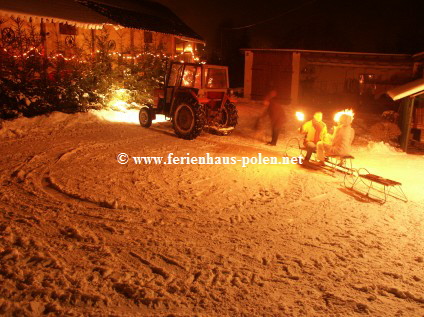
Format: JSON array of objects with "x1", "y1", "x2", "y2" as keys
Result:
[
  {"x1": 296, "y1": 111, "x2": 305, "y2": 121},
  {"x1": 334, "y1": 109, "x2": 354, "y2": 123}
]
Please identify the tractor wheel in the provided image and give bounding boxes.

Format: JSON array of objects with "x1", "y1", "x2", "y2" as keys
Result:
[
  {"x1": 213, "y1": 102, "x2": 238, "y2": 135},
  {"x1": 139, "y1": 106, "x2": 152, "y2": 128},
  {"x1": 172, "y1": 99, "x2": 205, "y2": 140}
]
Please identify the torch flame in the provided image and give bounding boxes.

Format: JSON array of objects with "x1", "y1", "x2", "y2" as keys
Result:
[
  {"x1": 296, "y1": 111, "x2": 305, "y2": 121},
  {"x1": 334, "y1": 109, "x2": 354, "y2": 123}
]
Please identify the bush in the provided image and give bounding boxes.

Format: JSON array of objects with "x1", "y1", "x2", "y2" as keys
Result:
[{"x1": 0, "y1": 21, "x2": 167, "y2": 120}]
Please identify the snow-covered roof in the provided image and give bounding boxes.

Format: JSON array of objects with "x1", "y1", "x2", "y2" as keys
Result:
[
  {"x1": 0, "y1": 0, "x2": 204, "y2": 41},
  {"x1": 241, "y1": 48, "x2": 411, "y2": 57},
  {"x1": 80, "y1": 0, "x2": 203, "y2": 41},
  {"x1": 387, "y1": 78, "x2": 424, "y2": 101},
  {"x1": 0, "y1": 0, "x2": 112, "y2": 29}
]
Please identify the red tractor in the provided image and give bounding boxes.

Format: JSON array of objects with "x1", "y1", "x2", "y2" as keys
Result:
[{"x1": 139, "y1": 61, "x2": 238, "y2": 140}]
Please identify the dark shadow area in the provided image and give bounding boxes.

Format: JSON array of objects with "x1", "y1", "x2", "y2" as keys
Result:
[{"x1": 338, "y1": 187, "x2": 383, "y2": 204}]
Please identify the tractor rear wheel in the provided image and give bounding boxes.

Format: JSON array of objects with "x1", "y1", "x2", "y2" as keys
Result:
[
  {"x1": 139, "y1": 106, "x2": 152, "y2": 128},
  {"x1": 172, "y1": 99, "x2": 205, "y2": 140}
]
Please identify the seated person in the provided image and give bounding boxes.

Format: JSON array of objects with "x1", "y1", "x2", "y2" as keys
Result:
[
  {"x1": 300, "y1": 112, "x2": 328, "y2": 163},
  {"x1": 316, "y1": 114, "x2": 355, "y2": 165}
]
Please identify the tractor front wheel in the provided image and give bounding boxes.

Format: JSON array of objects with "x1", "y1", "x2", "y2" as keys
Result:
[
  {"x1": 139, "y1": 106, "x2": 153, "y2": 128},
  {"x1": 172, "y1": 100, "x2": 205, "y2": 140}
]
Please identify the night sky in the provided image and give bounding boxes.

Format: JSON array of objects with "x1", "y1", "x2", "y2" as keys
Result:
[
  {"x1": 152, "y1": 0, "x2": 424, "y2": 86},
  {"x1": 156, "y1": 0, "x2": 424, "y2": 54}
]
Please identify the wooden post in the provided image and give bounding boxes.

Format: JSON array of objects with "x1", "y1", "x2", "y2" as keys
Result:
[
  {"x1": 244, "y1": 50, "x2": 253, "y2": 99},
  {"x1": 130, "y1": 29, "x2": 135, "y2": 65},
  {"x1": 291, "y1": 52, "x2": 301, "y2": 105},
  {"x1": 40, "y1": 19, "x2": 48, "y2": 79},
  {"x1": 91, "y1": 29, "x2": 96, "y2": 54},
  {"x1": 400, "y1": 97, "x2": 415, "y2": 152},
  {"x1": 171, "y1": 35, "x2": 175, "y2": 60}
]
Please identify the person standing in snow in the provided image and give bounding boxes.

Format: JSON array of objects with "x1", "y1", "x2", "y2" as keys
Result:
[
  {"x1": 255, "y1": 90, "x2": 286, "y2": 146},
  {"x1": 316, "y1": 113, "x2": 355, "y2": 164},
  {"x1": 300, "y1": 112, "x2": 327, "y2": 163}
]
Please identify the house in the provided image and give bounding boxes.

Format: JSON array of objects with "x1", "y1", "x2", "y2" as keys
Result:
[
  {"x1": 242, "y1": 49, "x2": 424, "y2": 109},
  {"x1": 0, "y1": 0, "x2": 205, "y2": 63},
  {"x1": 387, "y1": 78, "x2": 424, "y2": 151}
]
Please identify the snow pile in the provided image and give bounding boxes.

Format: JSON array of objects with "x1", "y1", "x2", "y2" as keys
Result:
[
  {"x1": 363, "y1": 141, "x2": 404, "y2": 155},
  {"x1": 0, "y1": 109, "x2": 153, "y2": 139},
  {"x1": 0, "y1": 112, "x2": 97, "y2": 139}
]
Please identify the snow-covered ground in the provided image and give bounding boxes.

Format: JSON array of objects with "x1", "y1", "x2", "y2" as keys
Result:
[{"x1": 0, "y1": 103, "x2": 423, "y2": 316}]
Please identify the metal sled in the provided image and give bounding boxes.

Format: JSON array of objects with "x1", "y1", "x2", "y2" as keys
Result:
[
  {"x1": 325, "y1": 155, "x2": 355, "y2": 175},
  {"x1": 344, "y1": 167, "x2": 408, "y2": 204},
  {"x1": 284, "y1": 137, "x2": 316, "y2": 160}
]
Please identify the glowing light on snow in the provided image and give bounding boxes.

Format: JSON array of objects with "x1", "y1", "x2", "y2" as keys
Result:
[
  {"x1": 152, "y1": 114, "x2": 168, "y2": 123},
  {"x1": 94, "y1": 88, "x2": 170, "y2": 125},
  {"x1": 109, "y1": 100, "x2": 129, "y2": 112},
  {"x1": 353, "y1": 142, "x2": 424, "y2": 202},
  {"x1": 107, "y1": 88, "x2": 132, "y2": 111},
  {"x1": 296, "y1": 112, "x2": 305, "y2": 121},
  {"x1": 91, "y1": 109, "x2": 140, "y2": 124},
  {"x1": 91, "y1": 109, "x2": 168, "y2": 125},
  {"x1": 334, "y1": 109, "x2": 354, "y2": 123}
]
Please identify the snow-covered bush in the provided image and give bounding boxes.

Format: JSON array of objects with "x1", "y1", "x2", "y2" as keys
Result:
[{"x1": 0, "y1": 20, "x2": 167, "y2": 120}]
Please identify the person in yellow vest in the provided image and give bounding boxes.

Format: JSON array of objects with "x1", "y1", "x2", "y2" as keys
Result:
[
  {"x1": 316, "y1": 113, "x2": 355, "y2": 165},
  {"x1": 300, "y1": 112, "x2": 328, "y2": 163}
]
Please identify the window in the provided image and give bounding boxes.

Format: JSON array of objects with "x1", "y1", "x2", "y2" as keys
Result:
[
  {"x1": 168, "y1": 64, "x2": 184, "y2": 86},
  {"x1": 144, "y1": 31, "x2": 153, "y2": 44},
  {"x1": 59, "y1": 23, "x2": 77, "y2": 35},
  {"x1": 182, "y1": 65, "x2": 201, "y2": 88},
  {"x1": 205, "y1": 68, "x2": 227, "y2": 89},
  {"x1": 359, "y1": 74, "x2": 375, "y2": 84},
  {"x1": 359, "y1": 74, "x2": 376, "y2": 96}
]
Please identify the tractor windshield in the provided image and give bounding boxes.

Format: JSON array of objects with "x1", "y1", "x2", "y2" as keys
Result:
[
  {"x1": 205, "y1": 68, "x2": 227, "y2": 89},
  {"x1": 168, "y1": 63, "x2": 184, "y2": 87},
  {"x1": 182, "y1": 65, "x2": 201, "y2": 88}
]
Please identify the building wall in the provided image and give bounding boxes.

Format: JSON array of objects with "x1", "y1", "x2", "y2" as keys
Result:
[
  {"x1": 299, "y1": 58, "x2": 413, "y2": 107},
  {"x1": 244, "y1": 50, "x2": 414, "y2": 109}
]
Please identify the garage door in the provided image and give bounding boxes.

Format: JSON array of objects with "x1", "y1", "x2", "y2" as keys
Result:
[{"x1": 251, "y1": 51, "x2": 293, "y2": 103}]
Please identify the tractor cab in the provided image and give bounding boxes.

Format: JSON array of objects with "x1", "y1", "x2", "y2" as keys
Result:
[{"x1": 140, "y1": 61, "x2": 238, "y2": 140}]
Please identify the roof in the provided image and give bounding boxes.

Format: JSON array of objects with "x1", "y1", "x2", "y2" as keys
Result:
[
  {"x1": 79, "y1": 0, "x2": 203, "y2": 41},
  {"x1": 241, "y1": 48, "x2": 410, "y2": 57},
  {"x1": 0, "y1": 0, "x2": 204, "y2": 41},
  {"x1": 0, "y1": 0, "x2": 111, "y2": 29},
  {"x1": 387, "y1": 78, "x2": 424, "y2": 101},
  {"x1": 413, "y1": 51, "x2": 424, "y2": 61}
]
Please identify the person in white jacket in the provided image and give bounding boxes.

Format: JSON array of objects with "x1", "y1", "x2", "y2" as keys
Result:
[{"x1": 316, "y1": 114, "x2": 354, "y2": 164}]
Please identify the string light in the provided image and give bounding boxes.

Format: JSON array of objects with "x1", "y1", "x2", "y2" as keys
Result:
[{"x1": 1, "y1": 46, "x2": 207, "y2": 64}]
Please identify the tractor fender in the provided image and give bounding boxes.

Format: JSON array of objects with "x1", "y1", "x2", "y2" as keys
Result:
[{"x1": 145, "y1": 104, "x2": 156, "y2": 120}]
